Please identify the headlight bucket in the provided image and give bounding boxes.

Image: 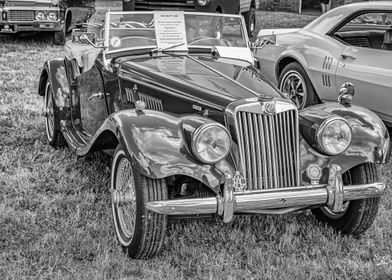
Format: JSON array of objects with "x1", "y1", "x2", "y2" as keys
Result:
[
  {"x1": 35, "y1": 11, "x2": 46, "y2": 21},
  {"x1": 197, "y1": 0, "x2": 210, "y2": 7},
  {"x1": 191, "y1": 123, "x2": 231, "y2": 164},
  {"x1": 317, "y1": 117, "x2": 352, "y2": 155},
  {"x1": 47, "y1": 11, "x2": 58, "y2": 21}
]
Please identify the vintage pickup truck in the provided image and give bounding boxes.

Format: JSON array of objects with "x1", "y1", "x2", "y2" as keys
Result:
[{"x1": 0, "y1": 0, "x2": 95, "y2": 44}]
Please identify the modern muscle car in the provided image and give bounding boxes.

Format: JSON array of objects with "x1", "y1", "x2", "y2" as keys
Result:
[
  {"x1": 38, "y1": 11, "x2": 390, "y2": 259},
  {"x1": 0, "y1": 0, "x2": 95, "y2": 45},
  {"x1": 255, "y1": 2, "x2": 392, "y2": 125}
]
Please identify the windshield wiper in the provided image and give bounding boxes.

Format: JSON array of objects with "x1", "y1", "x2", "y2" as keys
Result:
[{"x1": 149, "y1": 42, "x2": 187, "y2": 55}]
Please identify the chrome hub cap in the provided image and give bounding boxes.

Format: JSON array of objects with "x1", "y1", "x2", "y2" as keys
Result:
[
  {"x1": 280, "y1": 71, "x2": 307, "y2": 109},
  {"x1": 112, "y1": 156, "x2": 136, "y2": 243},
  {"x1": 45, "y1": 82, "x2": 55, "y2": 142}
]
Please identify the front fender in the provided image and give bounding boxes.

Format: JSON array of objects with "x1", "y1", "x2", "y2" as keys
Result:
[
  {"x1": 276, "y1": 51, "x2": 317, "y2": 88},
  {"x1": 38, "y1": 58, "x2": 72, "y2": 131},
  {"x1": 299, "y1": 102, "x2": 390, "y2": 183},
  {"x1": 76, "y1": 110, "x2": 236, "y2": 193}
]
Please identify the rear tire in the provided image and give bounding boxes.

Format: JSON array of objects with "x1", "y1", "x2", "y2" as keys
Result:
[
  {"x1": 243, "y1": 7, "x2": 256, "y2": 37},
  {"x1": 44, "y1": 80, "x2": 67, "y2": 149},
  {"x1": 312, "y1": 163, "x2": 381, "y2": 236},
  {"x1": 111, "y1": 145, "x2": 168, "y2": 259}
]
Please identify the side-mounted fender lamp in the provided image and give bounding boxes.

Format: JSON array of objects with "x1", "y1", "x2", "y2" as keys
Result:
[{"x1": 338, "y1": 82, "x2": 355, "y2": 105}]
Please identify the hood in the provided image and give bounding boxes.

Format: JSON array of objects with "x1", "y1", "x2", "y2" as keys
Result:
[
  {"x1": 0, "y1": 0, "x2": 59, "y2": 7},
  {"x1": 117, "y1": 54, "x2": 283, "y2": 109},
  {"x1": 257, "y1": 28, "x2": 300, "y2": 37}
]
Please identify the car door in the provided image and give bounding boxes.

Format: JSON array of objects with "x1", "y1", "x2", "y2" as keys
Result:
[
  {"x1": 75, "y1": 65, "x2": 108, "y2": 137},
  {"x1": 334, "y1": 11, "x2": 392, "y2": 123},
  {"x1": 336, "y1": 46, "x2": 392, "y2": 121}
]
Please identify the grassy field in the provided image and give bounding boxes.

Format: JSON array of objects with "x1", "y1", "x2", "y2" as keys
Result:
[{"x1": 1, "y1": 2, "x2": 392, "y2": 280}]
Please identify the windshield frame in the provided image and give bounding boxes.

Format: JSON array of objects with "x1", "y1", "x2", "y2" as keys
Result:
[{"x1": 103, "y1": 11, "x2": 250, "y2": 58}]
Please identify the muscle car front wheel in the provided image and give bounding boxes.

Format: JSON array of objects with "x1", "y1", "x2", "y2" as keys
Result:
[
  {"x1": 312, "y1": 163, "x2": 380, "y2": 236},
  {"x1": 111, "y1": 146, "x2": 168, "y2": 259},
  {"x1": 279, "y1": 62, "x2": 319, "y2": 109},
  {"x1": 44, "y1": 80, "x2": 66, "y2": 149}
]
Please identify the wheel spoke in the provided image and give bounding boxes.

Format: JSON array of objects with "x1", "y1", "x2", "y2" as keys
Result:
[{"x1": 295, "y1": 80, "x2": 303, "y2": 91}]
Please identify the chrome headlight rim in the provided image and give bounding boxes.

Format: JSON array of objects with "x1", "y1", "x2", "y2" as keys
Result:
[
  {"x1": 197, "y1": 0, "x2": 210, "y2": 7},
  {"x1": 316, "y1": 116, "x2": 352, "y2": 156},
  {"x1": 35, "y1": 11, "x2": 46, "y2": 21},
  {"x1": 47, "y1": 11, "x2": 58, "y2": 21},
  {"x1": 191, "y1": 123, "x2": 231, "y2": 164}
]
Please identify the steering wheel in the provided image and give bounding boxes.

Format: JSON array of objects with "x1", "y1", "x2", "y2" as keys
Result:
[
  {"x1": 124, "y1": 21, "x2": 148, "y2": 28},
  {"x1": 110, "y1": 21, "x2": 148, "y2": 28},
  {"x1": 188, "y1": 36, "x2": 231, "y2": 46}
]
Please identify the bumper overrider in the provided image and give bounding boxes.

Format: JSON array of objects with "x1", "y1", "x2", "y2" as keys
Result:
[{"x1": 143, "y1": 165, "x2": 385, "y2": 223}]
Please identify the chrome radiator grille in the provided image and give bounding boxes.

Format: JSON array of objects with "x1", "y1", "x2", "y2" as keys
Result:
[
  {"x1": 9, "y1": 10, "x2": 35, "y2": 22},
  {"x1": 135, "y1": 0, "x2": 196, "y2": 11},
  {"x1": 236, "y1": 108, "x2": 299, "y2": 191}
]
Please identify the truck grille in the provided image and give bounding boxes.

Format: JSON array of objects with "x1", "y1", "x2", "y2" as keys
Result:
[
  {"x1": 9, "y1": 10, "x2": 35, "y2": 22},
  {"x1": 135, "y1": 0, "x2": 196, "y2": 11},
  {"x1": 235, "y1": 105, "x2": 300, "y2": 191}
]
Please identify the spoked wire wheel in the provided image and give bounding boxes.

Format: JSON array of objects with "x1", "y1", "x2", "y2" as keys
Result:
[
  {"x1": 111, "y1": 146, "x2": 168, "y2": 259},
  {"x1": 44, "y1": 80, "x2": 66, "y2": 148},
  {"x1": 112, "y1": 152, "x2": 137, "y2": 245},
  {"x1": 45, "y1": 81, "x2": 55, "y2": 143}
]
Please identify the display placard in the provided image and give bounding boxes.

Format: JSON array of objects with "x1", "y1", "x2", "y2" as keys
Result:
[{"x1": 154, "y1": 11, "x2": 188, "y2": 51}]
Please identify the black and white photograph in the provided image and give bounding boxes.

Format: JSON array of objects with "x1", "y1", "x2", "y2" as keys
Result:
[{"x1": 1, "y1": 0, "x2": 391, "y2": 279}]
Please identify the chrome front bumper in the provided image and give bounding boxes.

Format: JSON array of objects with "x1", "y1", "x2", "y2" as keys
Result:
[{"x1": 145, "y1": 165, "x2": 385, "y2": 223}]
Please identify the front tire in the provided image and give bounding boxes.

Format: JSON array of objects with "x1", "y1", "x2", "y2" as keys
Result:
[
  {"x1": 53, "y1": 14, "x2": 70, "y2": 45},
  {"x1": 53, "y1": 26, "x2": 66, "y2": 45},
  {"x1": 111, "y1": 146, "x2": 168, "y2": 259},
  {"x1": 44, "y1": 80, "x2": 66, "y2": 148},
  {"x1": 278, "y1": 62, "x2": 319, "y2": 109},
  {"x1": 312, "y1": 163, "x2": 381, "y2": 236}
]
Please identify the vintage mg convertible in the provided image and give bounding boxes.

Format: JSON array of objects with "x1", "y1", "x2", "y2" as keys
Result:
[{"x1": 38, "y1": 11, "x2": 390, "y2": 259}]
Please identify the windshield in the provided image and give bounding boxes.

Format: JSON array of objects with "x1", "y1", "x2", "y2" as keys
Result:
[{"x1": 104, "y1": 11, "x2": 248, "y2": 54}]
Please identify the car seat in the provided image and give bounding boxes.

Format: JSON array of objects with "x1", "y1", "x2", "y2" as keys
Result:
[{"x1": 382, "y1": 29, "x2": 392, "y2": 50}]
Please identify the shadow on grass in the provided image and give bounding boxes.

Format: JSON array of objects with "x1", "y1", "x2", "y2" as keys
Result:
[{"x1": 0, "y1": 32, "x2": 56, "y2": 46}]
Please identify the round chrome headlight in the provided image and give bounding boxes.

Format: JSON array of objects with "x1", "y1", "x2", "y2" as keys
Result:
[
  {"x1": 35, "y1": 11, "x2": 46, "y2": 21},
  {"x1": 197, "y1": 0, "x2": 210, "y2": 7},
  {"x1": 47, "y1": 11, "x2": 58, "y2": 21},
  {"x1": 192, "y1": 123, "x2": 231, "y2": 164},
  {"x1": 317, "y1": 117, "x2": 352, "y2": 155}
]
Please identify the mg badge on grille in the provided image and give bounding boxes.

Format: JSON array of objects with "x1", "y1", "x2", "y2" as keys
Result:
[
  {"x1": 233, "y1": 171, "x2": 247, "y2": 192},
  {"x1": 264, "y1": 102, "x2": 276, "y2": 115}
]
